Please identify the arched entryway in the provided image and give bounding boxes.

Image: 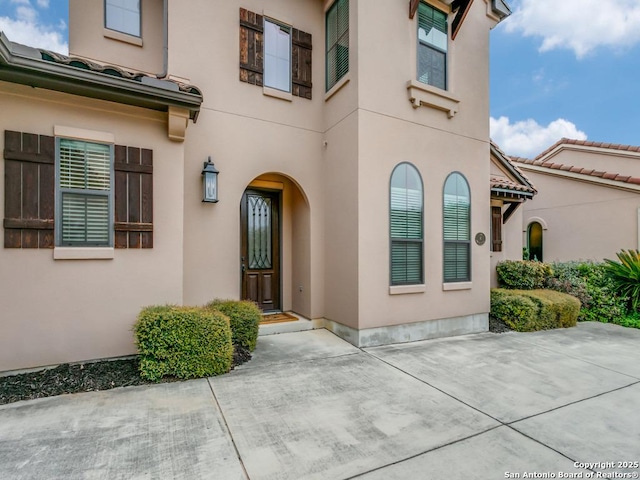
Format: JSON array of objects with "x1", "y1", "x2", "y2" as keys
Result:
[
  {"x1": 240, "y1": 173, "x2": 311, "y2": 316},
  {"x1": 527, "y1": 221, "x2": 543, "y2": 262}
]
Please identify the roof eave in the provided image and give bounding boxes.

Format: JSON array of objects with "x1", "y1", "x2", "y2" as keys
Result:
[{"x1": 0, "y1": 33, "x2": 202, "y2": 120}]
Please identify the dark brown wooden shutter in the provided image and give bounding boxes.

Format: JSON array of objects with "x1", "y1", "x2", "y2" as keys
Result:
[
  {"x1": 491, "y1": 206, "x2": 503, "y2": 252},
  {"x1": 239, "y1": 8, "x2": 264, "y2": 86},
  {"x1": 3, "y1": 130, "x2": 55, "y2": 248},
  {"x1": 292, "y1": 28, "x2": 312, "y2": 100},
  {"x1": 114, "y1": 146, "x2": 153, "y2": 249}
]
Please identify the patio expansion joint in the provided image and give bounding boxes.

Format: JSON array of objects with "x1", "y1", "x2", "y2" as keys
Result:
[
  {"x1": 509, "y1": 335, "x2": 640, "y2": 382},
  {"x1": 355, "y1": 351, "x2": 640, "y2": 480},
  {"x1": 206, "y1": 378, "x2": 251, "y2": 480}
]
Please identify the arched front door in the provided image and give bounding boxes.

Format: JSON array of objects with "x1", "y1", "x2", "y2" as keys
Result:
[
  {"x1": 528, "y1": 221, "x2": 543, "y2": 262},
  {"x1": 240, "y1": 189, "x2": 281, "y2": 312}
]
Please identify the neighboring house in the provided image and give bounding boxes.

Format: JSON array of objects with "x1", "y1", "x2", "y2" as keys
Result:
[
  {"x1": 1, "y1": 0, "x2": 511, "y2": 371},
  {"x1": 513, "y1": 138, "x2": 640, "y2": 263},
  {"x1": 489, "y1": 141, "x2": 536, "y2": 286}
]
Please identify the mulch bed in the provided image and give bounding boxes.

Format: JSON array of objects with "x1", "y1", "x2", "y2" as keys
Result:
[
  {"x1": 0, "y1": 345, "x2": 252, "y2": 406},
  {"x1": 489, "y1": 315, "x2": 513, "y2": 333}
]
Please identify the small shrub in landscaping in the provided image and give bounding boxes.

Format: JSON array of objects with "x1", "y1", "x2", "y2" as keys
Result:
[
  {"x1": 496, "y1": 260, "x2": 552, "y2": 290},
  {"x1": 604, "y1": 249, "x2": 640, "y2": 312},
  {"x1": 206, "y1": 299, "x2": 261, "y2": 352},
  {"x1": 134, "y1": 305, "x2": 233, "y2": 381},
  {"x1": 490, "y1": 289, "x2": 579, "y2": 332},
  {"x1": 546, "y1": 261, "x2": 627, "y2": 323},
  {"x1": 491, "y1": 289, "x2": 539, "y2": 331}
]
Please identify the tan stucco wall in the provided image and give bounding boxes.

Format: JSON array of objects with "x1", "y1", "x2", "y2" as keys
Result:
[
  {"x1": 521, "y1": 171, "x2": 640, "y2": 262},
  {"x1": 69, "y1": 0, "x2": 164, "y2": 75},
  {"x1": 2, "y1": 0, "x2": 503, "y2": 371},
  {"x1": 0, "y1": 82, "x2": 184, "y2": 371},
  {"x1": 491, "y1": 204, "x2": 524, "y2": 287}
]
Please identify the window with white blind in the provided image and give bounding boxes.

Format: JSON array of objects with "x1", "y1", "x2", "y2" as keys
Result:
[
  {"x1": 417, "y1": 2, "x2": 447, "y2": 90},
  {"x1": 105, "y1": 0, "x2": 141, "y2": 37},
  {"x1": 326, "y1": 0, "x2": 349, "y2": 91},
  {"x1": 264, "y1": 19, "x2": 292, "y2": 92},
  {"x1": 443, "y1": 172, "x2": 470, "y2": 282},
  {"x1": 390, "y1": 163, "x2": 423, "y2": 285},
  {"x1": 56, "y1": 139, "x2": 113, "y2": 247}
]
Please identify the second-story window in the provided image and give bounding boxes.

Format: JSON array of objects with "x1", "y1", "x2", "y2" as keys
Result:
[
  {"x1": 264, "y1": 19, "x2": 292, "y2": 93},
  {"x1": 105, "y1": 0, "x2": 141, "y2": 37},
  {"x1": 417, "y1": 2, "x2": 447, "y2": 90},
  {"x1": 326, "y1": 0, "x2": 349, "y2": 92},
  {"x1": 239, "y1": 8, "x2": 313, "y2": 99}
]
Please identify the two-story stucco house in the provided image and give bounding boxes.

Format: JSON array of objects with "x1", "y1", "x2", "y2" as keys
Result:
[{"x1": 0, "y1": 0, "x2": 511, "y2": 371}]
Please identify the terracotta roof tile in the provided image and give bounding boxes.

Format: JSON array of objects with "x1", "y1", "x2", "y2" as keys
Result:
[
  {"x1": 534, "y1": 138, "x2": 640, "y2": 160},
  {"x1": 490, "y1": 176, "x2": 536, "y2": 194},
  {"x1": 40, "y1": 50, "x2": 203, "y2": 96},
  {"x1": 510, "y1": 147, "x2": 640, "y2": 185}
]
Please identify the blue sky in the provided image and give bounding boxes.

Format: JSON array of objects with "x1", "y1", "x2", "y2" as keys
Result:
[{"x1": 1, "y1": 0, "x2": 639, "y2": 158}]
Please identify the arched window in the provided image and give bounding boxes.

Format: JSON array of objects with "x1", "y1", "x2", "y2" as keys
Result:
[
  {"x1": 443, "y1": 172, "x2": 471, "y2": 282},
  {"x1": 528, "y1": 222, "x2": 543, "y2": 262},
  {"x1": 390, "y1": 163, "x2": 423, "y2": 285}
]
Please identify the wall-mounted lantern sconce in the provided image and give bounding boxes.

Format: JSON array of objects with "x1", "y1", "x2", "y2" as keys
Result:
[{"x1": 202, "y1": 157, "x2": 219, "y2": 203}]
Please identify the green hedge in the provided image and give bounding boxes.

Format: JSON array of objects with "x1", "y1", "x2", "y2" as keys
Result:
[
  {"x1": 496, "y1": 260, "x2": 552, "y2": 290},
  {"x1": 206, "y1": 299, "x2": 261, "y2": 352},
  {"x1": 134, "y1": 305, "x2": 233, "y2": 381},
  {"x1": 491, "y1": 289, "x2": 579, "y2": 332}
]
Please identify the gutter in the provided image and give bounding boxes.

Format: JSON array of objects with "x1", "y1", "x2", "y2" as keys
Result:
[{"x1": 0, "y1": 32, "x2": 201, "y2": 120}]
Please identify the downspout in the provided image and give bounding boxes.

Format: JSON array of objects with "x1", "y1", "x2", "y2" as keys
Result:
[{"x1": 156, "y1": 0, "x2": 168, "y2": 78}]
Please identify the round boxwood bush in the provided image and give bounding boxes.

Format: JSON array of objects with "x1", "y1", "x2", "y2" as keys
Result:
[
  {"x1": 206, "y1": 299, "x2": 261, "y2": 352},
  {"x1": 134, "y1": 305, "x2": 233, "y2": 381},
  {"x1": 496, "y1": 260, "x2": 552, "y2": 290}
]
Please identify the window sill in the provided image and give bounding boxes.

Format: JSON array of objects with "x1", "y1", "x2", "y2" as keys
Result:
[
  {"x1": 325, "y1": 74, "x2": 350, "y2": 101},
  {"x1": 53, "y1": 247, "x2": 115, "y2": 260},
  {"x1": 442, "y1": 281, "x2": 472, "y2": 291},
  {"x1": 103, "y1": 28, "x2": 143, "y2": 47},
  {"x1": 407, "y1": 80, "x2": 460, "y2": 118},
  {"x1": 389, "y1": 284, "x2": 426, "y2": 295},
  {"x1": 263, "y1": 86, "x2": 293, "y2": 102}
]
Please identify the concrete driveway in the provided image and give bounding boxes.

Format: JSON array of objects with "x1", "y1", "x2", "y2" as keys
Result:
[{"x1": 1, "y1": 322, "x2": 639, "y2": 480}]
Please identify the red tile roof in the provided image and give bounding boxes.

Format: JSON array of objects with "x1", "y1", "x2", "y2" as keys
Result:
[
  {"x1": 490, "y1": 175, "x2": 536, "y2": 194},
  {"x1": 534, "y1": 138, "x2": 640, "y2": 161},
  {"x1": 510, "y1": 138, "x2": 640, "y2": 187}
]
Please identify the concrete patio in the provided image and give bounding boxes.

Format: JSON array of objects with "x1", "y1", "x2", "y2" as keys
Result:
[{"x1": 1, "y1": 322, "x2": 639, "y2": 479}]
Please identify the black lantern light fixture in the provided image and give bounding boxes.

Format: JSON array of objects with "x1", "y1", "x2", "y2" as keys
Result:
[{"x1": 202, "y1": 157, "x2": 219, "y2": 203}]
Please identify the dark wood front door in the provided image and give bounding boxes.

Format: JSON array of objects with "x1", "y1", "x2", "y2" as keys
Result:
[{"x1": 241, "y1": 189, "x2": 281, "y2": 312}]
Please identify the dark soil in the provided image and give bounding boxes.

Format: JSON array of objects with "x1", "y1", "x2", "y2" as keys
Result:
[
  {"x1": 489, "y1": 315, "x2": 513, "y2": 333},
  {"x1": 0, "y1": 345, "x2": 252, "y2": 406}
]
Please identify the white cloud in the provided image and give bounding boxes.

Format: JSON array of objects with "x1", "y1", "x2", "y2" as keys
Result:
[
  {"x1": 15, "y1": 5, "x2": 36, "y2": 22},
  {"x1": 504, "y1": 0, "x2": 640, "y2": 58},
  {"x1": 490, "y1": 116, "x2": 588, "y2": 158},
  {"x1": 0, "y1": 16, "x2": 68, "y2": 53},
  {"x1": 0, "y1": 0, "x2": 67, "y2": 53}
]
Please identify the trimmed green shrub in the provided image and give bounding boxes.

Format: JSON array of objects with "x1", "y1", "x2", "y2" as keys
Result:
[
  {"x1": 490, "y1": 289, "x2": 579, "y2": 332},
  {"x1": 134, "y1": 305, "x2": 233, "y2": 381},
  {"x1": 206, "y1": 299, "x2": 261, "y2": 352},
  {"x1": 546, "y1": 261, "x2": 627, "y2": 323},
  {"x1": 528, "y1": 289, "x2": 580, "y2": 328},
  {"x1": 496, "y1": 260, "x2": 552, "y2": 290},
  {"x1": 604, "y1": 249, "x2": 640, "y2": 312},
  {"x1": 491, "y1": 289, "x2": 540, "y2": 332}
]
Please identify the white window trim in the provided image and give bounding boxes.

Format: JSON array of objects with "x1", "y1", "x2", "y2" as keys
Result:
[
  {"x1": 104, "y1": 0, "x2": 142, "y2": 38},
  {"x1": 54, "y1": 247, "x2": 115, "y2": 261},
  {"x1": 53, "y1": 128, "x2": 115, "y2": 254},
  {"x1": 442, "y1": 281, "x2": 472, "y2": 291},
  {"x1": 263, "y1": 16, "x2": 293, "y2": 94},
  {"x1": 390, "y1": 284, "x2": 426, "y2": 295}
]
